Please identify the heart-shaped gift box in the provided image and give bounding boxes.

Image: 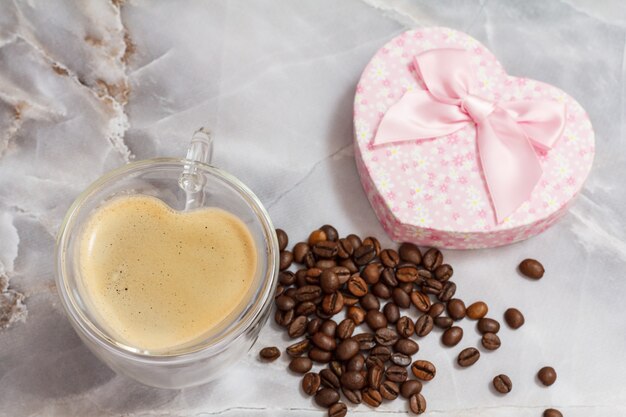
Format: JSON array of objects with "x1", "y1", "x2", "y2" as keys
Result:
[{"x1": 353, "y1": 27, "x2": 594, "y2": 249}]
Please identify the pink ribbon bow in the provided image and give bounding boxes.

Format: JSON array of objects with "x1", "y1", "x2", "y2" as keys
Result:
[{"x1": 373, "y1": 48, "x2": 566, "y2": 223}]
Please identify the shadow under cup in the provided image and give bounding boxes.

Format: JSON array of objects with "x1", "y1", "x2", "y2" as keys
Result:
[{"x1": 55, "y1": 158, "x2": 279, "y2": 389}]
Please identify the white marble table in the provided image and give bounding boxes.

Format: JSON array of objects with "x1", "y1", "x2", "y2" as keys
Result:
[{"x1": 1, "y1": 0, "x2": 625, "y2": 416}]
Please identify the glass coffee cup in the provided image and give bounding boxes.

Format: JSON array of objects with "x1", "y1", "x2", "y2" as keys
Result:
[{"x1": 55, "y1": 129, "x2": 279, "y2": 388}]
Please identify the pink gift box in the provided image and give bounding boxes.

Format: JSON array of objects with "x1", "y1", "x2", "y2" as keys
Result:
[{"x1": 353, "y1": 27, "x2": 595, "y2": 249}]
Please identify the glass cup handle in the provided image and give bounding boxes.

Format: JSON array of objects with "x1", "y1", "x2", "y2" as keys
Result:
[{"x1": 179, "y1": 127, "x2": 214, "y2": 210}]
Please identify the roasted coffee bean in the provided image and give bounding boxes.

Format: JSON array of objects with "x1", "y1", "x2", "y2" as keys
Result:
[
  {"x1": 279, "y1": 271, "x2": 296, "y2": 286},
  {"x1": 302, "y1": 372, "x2": 321, "y2": 395},
  {"x1": 316, "y1": 256, "x2": 337, "y2": 269},
  {"x1": 375, "y1": 327, "x2": 399, "y2": 346},
  {"x1": 383, "y1": 302, "x2": 400, "y2": 323},
  {"x1": 336, "y1": 338, "x2": 360, "y2": 360},
  {"x1": 438, "y1": 281, "x2": 457, "y2": 302},
  {"x1": 395, "y1": 338, "x2": 419, "y2": 356},
  {"x1": 365, "y1": 355, "x2": 385, "y2": 370},
  {"x1": 434, "y1": 264, "x2": 453, "y2": 281},
  {"x1": 288, "y1": 316, "x2": 308, "y2": 338},
  {"x1": 392, "y1": 288, "x2": 411, "y2": 309},
  {"x1": 309, "y1": 347, "x2": 333, "y2": 363},
  {"x1": 319, "y1": 224, "x2": 338, "y2": 242},
  {"x1": 428, "y1": 302, "x2": 445, "y2": 318},
  {"x1": 467, "y1": 301, "x2": 488, "y2": 319},
  {"x1": 331, "y1": 266, "x2": 351, "y2": 284},
  {"x1": 380, "y1": 249, "x2": 400, "y2": 268},
  {"x1": 347, "y1": 306, "x2": 366, "y2": 325},
  {"x1": 285, "y1": 287, "x2": 298, "y2": 298},
  {"x1": 493, "y1": 374, "x2": 512, "y2": 394},
  {"x1": 339, "y1": 258, "x2": 359, "y2": 274},
  {"x1": 409, "y1": 393, "x2": 427, "y2": 414},
  {"x1": 458, "y1": 347, "x2": 480, "y2": 367},
  {"x1": 385, "y1": 365, "x2": 408, "y2": 383},
  {"x1": 400, "y1": 380, "x2": 422, "y2": 398},
  {"x1": 280, "y1": 250, "x2": 293, "y2": 270},
  {"x1": 422, "y1": 248, "x2": 443, "y2": 271},
  {"x1": 477, "y1": 318, "x2": 500, "y2": 334},
  {"x1": 482, "y1": 333, "x2": 501, "y2": 350},
  {"x1": 399, "y1": 242, "x2": 422, "y2": 265},
  {"x1": 422, "y1": 278, "x2": 443, "y2": 295},
  {"x1": 303, "y1": 250, "x2": 316, "y2": 268},
  {"x1": 342, "y1": 292, "x2": 359, "y2": 307},
  {"x1": 312, "y1": 332, "x2": 336, "y2": 351},
  {"x1": 441, "y1": 326, "x2": 463, "y2": 347},
  {"x1": 295, "y1": 270, "x2": 308, "y2": 287},
  {"x1": 287, "y1": 339, "x2": 310, "y2": 357},
  {"x1": 304, "y1": 267, "x2": 323, "y2": 285},
  {"x1": 328, "y1": 402, "x2": 347, "y2": 417},
  {"x1": 353, "y1": 333, "x2": 375, "y2": 351},
  {"x1": 415, "y1": 268, "x2": 432, "y2": 285},
  {"x1": 330, "y1": 361, "x2": 344, "y2": 378},
  {"x1": 504, "y1": 308, "x2": 525, "y2": 329},
  {"x1": 347, "y1": 354, "x2": 365, "y2": 372},
  {"x1": 398, "y1": 281, "x2": 414, "y2": 294},
  {"x1": 372, "y1": 282, "x2": 392, "y2": 299},
  {"x1": 362, "y1": 237, "x2": 381, "y2": 255},
  {"x1": 411, "y1": 360, "x2": 436, "y2": 381},
  {"x1": 543, "y1": 409, "x2": 563, "y2": 417},
  {"x1": 315, "y1": 388, "x2": 340, "y2": 408},
  {"x1": 294, "y1": 285, "x2": 322, "y2": 302},
  {"x1": 364, "y1": 310, "x2": 386, "y2": 331},
  {"x1": 320, "y1": 368, "x2": 341, "y2": 389},
  {"x1": 396, "y1": 316, "x2": 415, "y2": 338},
  {"x1": 276, "y1": 229, "x2": 289, "y2": 251},
  {"x1": 368, "y1": 365, "x2": 384, "y2": 389},
  {"x1": 337, "y1": 319, "x2": 356, "y2": 340},
  {"x1": 346, "y1": 234, "x2": 362, "y2": 250},
  {"x1": 308, "y1": 229, "x2": 327, "y2": 246},
  {"x1": 447, "y1": 299, "x2": 466, "y2": 320},
  {"x1": 341, "y1": 370, "x2": 367, "y2": 390},
  {"x1": 341, "y1": 386, "x2": 362, "y2": 404},
  {"x1": 381, "y1": 267, "x2": 398, "y2": 287},
  {"x1": 347, "y1": 275, "x2": 368, "y2": 297},
  {"x1": 380, "y1": 380, "x2": 399, "y2": 400},
  {"x1": 391, "y1": 352, "x2": 412, "y2": 367},
  {"x1": 276, "y1": 295, "x2": 296, "y2": 311},
  {"x1": 396, "y1": 263, "x2": 419, "y2": 283},
  {"x1": 519, "y1": 258, "x2": 544, "y2": 279},
  {"x1": 434, "y1": 316, "x2": 453, "y2": 329},
  {"x1": 274, "y1": 285, "x2": 285, "y2": 299},
  {"x1": 370, "y1": 345, "x2": 392, "y2": 362},
  {"x1": 275, "y1": 308, "x2": 294, "y2": 327},
  {"x1": 293, "y1": 242, "x2": 310, "y2": 263},
  {"x1": 320, "y1": 320, "x2": 337, "y2": 337},
  {"x1": 290, "y1": 357, "x2": 313, "y2": 373},
  {"x1": 538, "y1": 366, "x2": 557, "y2": 386},
  {"x1": 296, "y1": 301, "x2": 316, "y2": 316},
  {"x1": 361, "y1": 263, "x2": 382, "y2": 285},
  {"x1": 336, "y1": 238, "x2": 354, "y2": 259},
  {"x1": 320, "y1": 270, "x2": 340, "y2": 294},
  {"x1": 354, "y1": 245, "x2": 376, "y2": 266},
  {"x1": 321, "y1": 292, "x2": 344, "y2": 315},
  {"x1": 313, "y1": 241, "x2": 338, "y2": 259},
  {"x1": 362, "y1": 387, "x2": 382, "y2": 407},
  {"x1": 259, "y1": 346, "x2": 280, "y2": 361},
  {"x1": 415, "y1": 315, "x2": 434, "y2": 337},
  {"x1": 360, "y1": 293, "x2": 380, "y2": 311},
  {"x1": 307, "y1": 318, "x2": 322, "y2": 336},
  {"x1": 410, "y1": 290, "x2": 431, "y2": 312}
]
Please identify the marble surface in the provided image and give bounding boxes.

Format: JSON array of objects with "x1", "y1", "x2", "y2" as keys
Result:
[{"x1": 0, "y1": 0, "x2": 625, "y2": 416}]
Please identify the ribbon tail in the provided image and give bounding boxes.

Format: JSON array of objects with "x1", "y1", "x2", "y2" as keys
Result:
[
  {"x1": 476, "y1": 108, "x2": 543, "y2": 223},
  {"x1": 373, "y1": 90, "x2": 470, "y2": 146}
]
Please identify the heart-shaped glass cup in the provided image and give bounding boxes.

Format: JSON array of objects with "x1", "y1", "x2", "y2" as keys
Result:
[{"x1": 55, "y1": 129, "x2": 279, "y2": 388}]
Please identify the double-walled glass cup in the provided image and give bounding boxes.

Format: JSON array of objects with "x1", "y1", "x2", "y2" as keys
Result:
[{"x1": 55, "y1": 129, "x2": 279, "y2": 388}]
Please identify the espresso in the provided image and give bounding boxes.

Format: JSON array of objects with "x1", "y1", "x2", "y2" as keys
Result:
[{"x1": 79, "y1": 195, "x2": 257, "y2": 351}]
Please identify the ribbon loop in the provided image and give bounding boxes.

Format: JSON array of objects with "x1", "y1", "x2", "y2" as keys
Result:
[{"x1": 372, "y1": 48, "x2": 566, "y2": 223}]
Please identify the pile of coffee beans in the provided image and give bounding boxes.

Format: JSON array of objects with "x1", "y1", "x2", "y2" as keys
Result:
[{"x1": 262, "y1": 226, "x2": 560, "y2": 416}]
